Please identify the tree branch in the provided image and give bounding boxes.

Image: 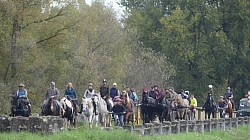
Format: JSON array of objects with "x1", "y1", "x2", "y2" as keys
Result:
[
  {"x1": 36, "y1": 20, "x2": 80, "y2": 44},
  {"x1": 21, "y1": 8, "x2": 65, "y2": 30}
]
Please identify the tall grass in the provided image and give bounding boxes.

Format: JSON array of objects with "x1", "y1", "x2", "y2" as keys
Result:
[{"x1": 0, "y1": 125, "x2": 249, "y2": 140}]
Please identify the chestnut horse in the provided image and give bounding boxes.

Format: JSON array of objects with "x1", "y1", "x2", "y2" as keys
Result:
[
  {"x1": 120, "y1": 91, "x2": 135, "y2": 125},
  {"x1": 42, "y1": 98, "x2": 61, "y2": 116},
  {"x1": 225, "y1": 98, "x2": 233, "y2": 118}
]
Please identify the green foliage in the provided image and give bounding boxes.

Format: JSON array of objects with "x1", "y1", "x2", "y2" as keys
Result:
[
  {"x1": 121, "y1": 0, "x2": 250, "y2": 105},
  {"x1": 0, "y1": 1, "x2": 175, "y2": 114},
  {"x1": 0, "y1": 125, "x2": 249, "y2": 140}
]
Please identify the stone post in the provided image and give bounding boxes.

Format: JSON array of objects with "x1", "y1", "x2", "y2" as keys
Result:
[
  {"x1": 204, "y1": 119, "x2": 212, "y2": 132},
  {"x1": 195, "y1": 120, "x2": 204, "y2": 133},
  {"x1": 180, "y1": 120, "x2": 188, "y2": 133},
  {"x1": 218, "y1": 118, "x2": 225, "y2": 131},
  {"x1": 231, "y1": 117, "x2": 238, "y2": 128},
  {"x1": 238, "y1": 117, "x2": 244, "y2": 126},
  {"x1": 225, "y1": 118, "x2": 232, "y2": 129},
  {"x1": 162, "y1": 121, "x2": 171, "y2": 134},
  {"x1": 171, "y1": 121, "x2": 180, "y2": 133},
  {"x1": 153, "y1": 123, "x2": 162, "y2": 135}
]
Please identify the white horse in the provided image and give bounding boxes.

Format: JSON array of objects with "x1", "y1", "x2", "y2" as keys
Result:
[
  {"x1": 80, "y1": 97, "x2": 99, "y2": 128},
  {"x1": 96, "y1": 95, "x2": 113, "y2": 127},
  {"x1": 60, "y1": 97, "x2": 75, "y2": 127}
]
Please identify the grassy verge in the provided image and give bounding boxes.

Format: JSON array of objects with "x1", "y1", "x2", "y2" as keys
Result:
[{"x1": 0, "y1": 125, "x2": 249, "y2": 140}]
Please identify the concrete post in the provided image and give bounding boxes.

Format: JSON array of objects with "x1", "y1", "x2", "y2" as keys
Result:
[
  {"x1": 225, "y1": 118, "x2": 232, "y2": 129},
  {"x1": 219, "y1": 118, "x2": 225, "y2": 131},
  {"x1": 180, "y1": 120, "x2": 188, "y2": 133},
  {"x1": 238, "y1": 117, "x2": 244, "y2": 126},
  {"x1": 162, "y1": 121, "x2": 171, "y2": 134},
  {"x1": 195, "y1": 120, "x2": 204, "y2": 133},
  {"x1": 204, "y1": 119, "x2": 212, "y2": 132}
]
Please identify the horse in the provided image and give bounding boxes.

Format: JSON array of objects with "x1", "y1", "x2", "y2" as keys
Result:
[
  {"x1": 60, "y1": 96, "x2": 75, "y2": 127},
  {"x1": 160, "y1": 97, "x2": 172, "y2": 122},
  {"x1": 42, "y1": 98, "x2": 61, "y2": 116},
  {"x1": 96, "y1": 95, "x2": 112, "y2": 127},
  {"x1": 225, "y1": 98, "x2": 233, "y2": 118},
  {"x1": 80, "y1": 97, "x2": 99, "y2": 128},
  {"x1": 173, "y1": 94, "x2": 189, "y2": 120},
  {"x1": 202, "y1": 95, "x2": 217, "y2": 119},
  {"x1": 10, "y1": 94, "x2": 31, "y2": 117},
  {"x1": 121, "y1": 93, "x2": 134, "y2": 125},
  {"x1": 140, "y1": 91, "x2": 157, "y2": 125}
]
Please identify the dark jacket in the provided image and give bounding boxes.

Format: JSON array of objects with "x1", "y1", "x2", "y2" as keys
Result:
[
  {"x1": 111, "y1": 104, "x2": 126, "y2": 114},
  {"x1": 149, "y1": 90, "x2": 156, "y2": 99},
  {"x1": 110, "y1": 87, "x2": 118, "y2": 99},
  {"x1": 100, "y1": 85, "x2": 109, "y2": 98},
  {"x1": 218, "y1": 100, "x2": 227, "y2": 108}
]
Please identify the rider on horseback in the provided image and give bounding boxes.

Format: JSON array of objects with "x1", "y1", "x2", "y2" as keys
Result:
[
  {"x1": 83, "y1": 83, "x2": 98, "y2": 115},
  {"x1": 149, "y1": 86, "x2": 157, "y2": 100},
  {"x1": 64, "y1": 82, "x2": 78, "y2": 115},
  {"x1": 202, "y1": 85, "x2": 217, "y2": 119},
  {"x1": 42, "y1": 81, "x2": 61, "y2": 114},
  {"x1": 110, "y1": 82, "x2": 120, "y2": 101},
  {"x1": 16, "y1": 83, "x2": 31, "y2": 114},
  {"x1": 218, "y1": 96, "x2": 227, "y2": 118},
  {"x1": 100, "y1": 79, "x2": 112, "y2": 112},
  {"x1": 225, "y1": 87, "x2": 234, "y2": 110},
  {"x1": 84, "y1": 83, "x2": 95, "y2": 98}
]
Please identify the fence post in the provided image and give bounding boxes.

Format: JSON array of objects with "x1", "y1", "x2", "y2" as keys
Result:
[
  {"x1": 204, "y1": 119, "x2": 211, "y2": 132},
  {"x1": 225, "y1": 118, "x2": 232, "y2": 129},
  {"x1": 162, "y1": 121, "x2": 171, "y2": 134},
  {"x1": 195, "y1": 120, "x2": 204, "y2": 133}
]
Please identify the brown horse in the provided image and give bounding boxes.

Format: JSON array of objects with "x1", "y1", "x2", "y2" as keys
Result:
[
  {"x1": 42, "y1": 98, "x2": 61, "y2": 116},
  {"x1": 121, "y1": 91, "x2": 134, "y2": 125},
  {"x1": 173, "y1": 94, "x2": 189, "y2": 120},
  {"x1": 225, "y1": 98, "x2": 233, "y2": 118}
]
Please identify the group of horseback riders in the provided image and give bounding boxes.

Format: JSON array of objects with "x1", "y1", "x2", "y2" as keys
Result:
[
  {"x1": 10, "y1": 79, "x2": 139, "y2": 126},
  {"x1": 202, "y1": 85, "x2": 235, "y2": 119},
  {"x1": 11, "y1": 80, "x2": 236, "y2": 123}
]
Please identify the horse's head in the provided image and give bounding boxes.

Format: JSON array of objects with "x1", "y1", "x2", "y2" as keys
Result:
[
  {"x1": 92, "y1": 95, "x2": 99, "y2": 106},
  {"x1": 81, "y1": 98, "x2": 92, "y2": 112},
  {"x1": 142, "y1": 92, "x2": 148, "y2": 103},
  {"x1": 60, "y1": 97, "x2": 72, "y2": 110},
  {"x1": 47, "y1": 98, "x2": 57, "y2": 113}
]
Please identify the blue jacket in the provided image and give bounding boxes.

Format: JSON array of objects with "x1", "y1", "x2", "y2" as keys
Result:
[
  {"x1": 16, "y1": 89, "x2": 27, "y2": 97},
  {"x1": 64, "y1": 87, "x2": 77, "y2": 99}
]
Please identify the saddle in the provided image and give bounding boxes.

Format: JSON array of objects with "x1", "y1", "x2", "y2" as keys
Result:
[{"x1": 19, "y1": 97, "x2": 30, "y2": 105}]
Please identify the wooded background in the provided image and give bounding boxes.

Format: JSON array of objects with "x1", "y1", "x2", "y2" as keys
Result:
[{"x1": 0, "y1": 0, "x2": 249, "y2": 114}]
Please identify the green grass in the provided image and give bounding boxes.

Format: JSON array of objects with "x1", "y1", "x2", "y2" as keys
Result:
[{"x1": 0, "y1": 125, "x2": 249, "y2": 140}]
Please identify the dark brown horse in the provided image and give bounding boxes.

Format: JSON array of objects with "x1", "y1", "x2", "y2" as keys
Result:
[
  {"x1": 42, "y1": 98, "x2": 61, "y2": 116},
  {"x1": 10, "y1": 94, "x2": 31, "y2": 117}
]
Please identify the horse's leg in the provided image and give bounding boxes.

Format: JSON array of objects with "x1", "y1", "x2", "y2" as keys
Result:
[
  {"x1": 208, "y1": 111, "x2": 211, "y2": 119},
  {"x1": 95, "y1": 115, "x2": 99, "y2": 128},
  {"x1": 89, "y1": 115, "x2": 93, "y2": 128},
  {"x1": 205, "y1": 111, "x2": 207, "y2": 120},
  {"x1": 125, "y1": 112, "x2": 130, "y2": 125}
]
